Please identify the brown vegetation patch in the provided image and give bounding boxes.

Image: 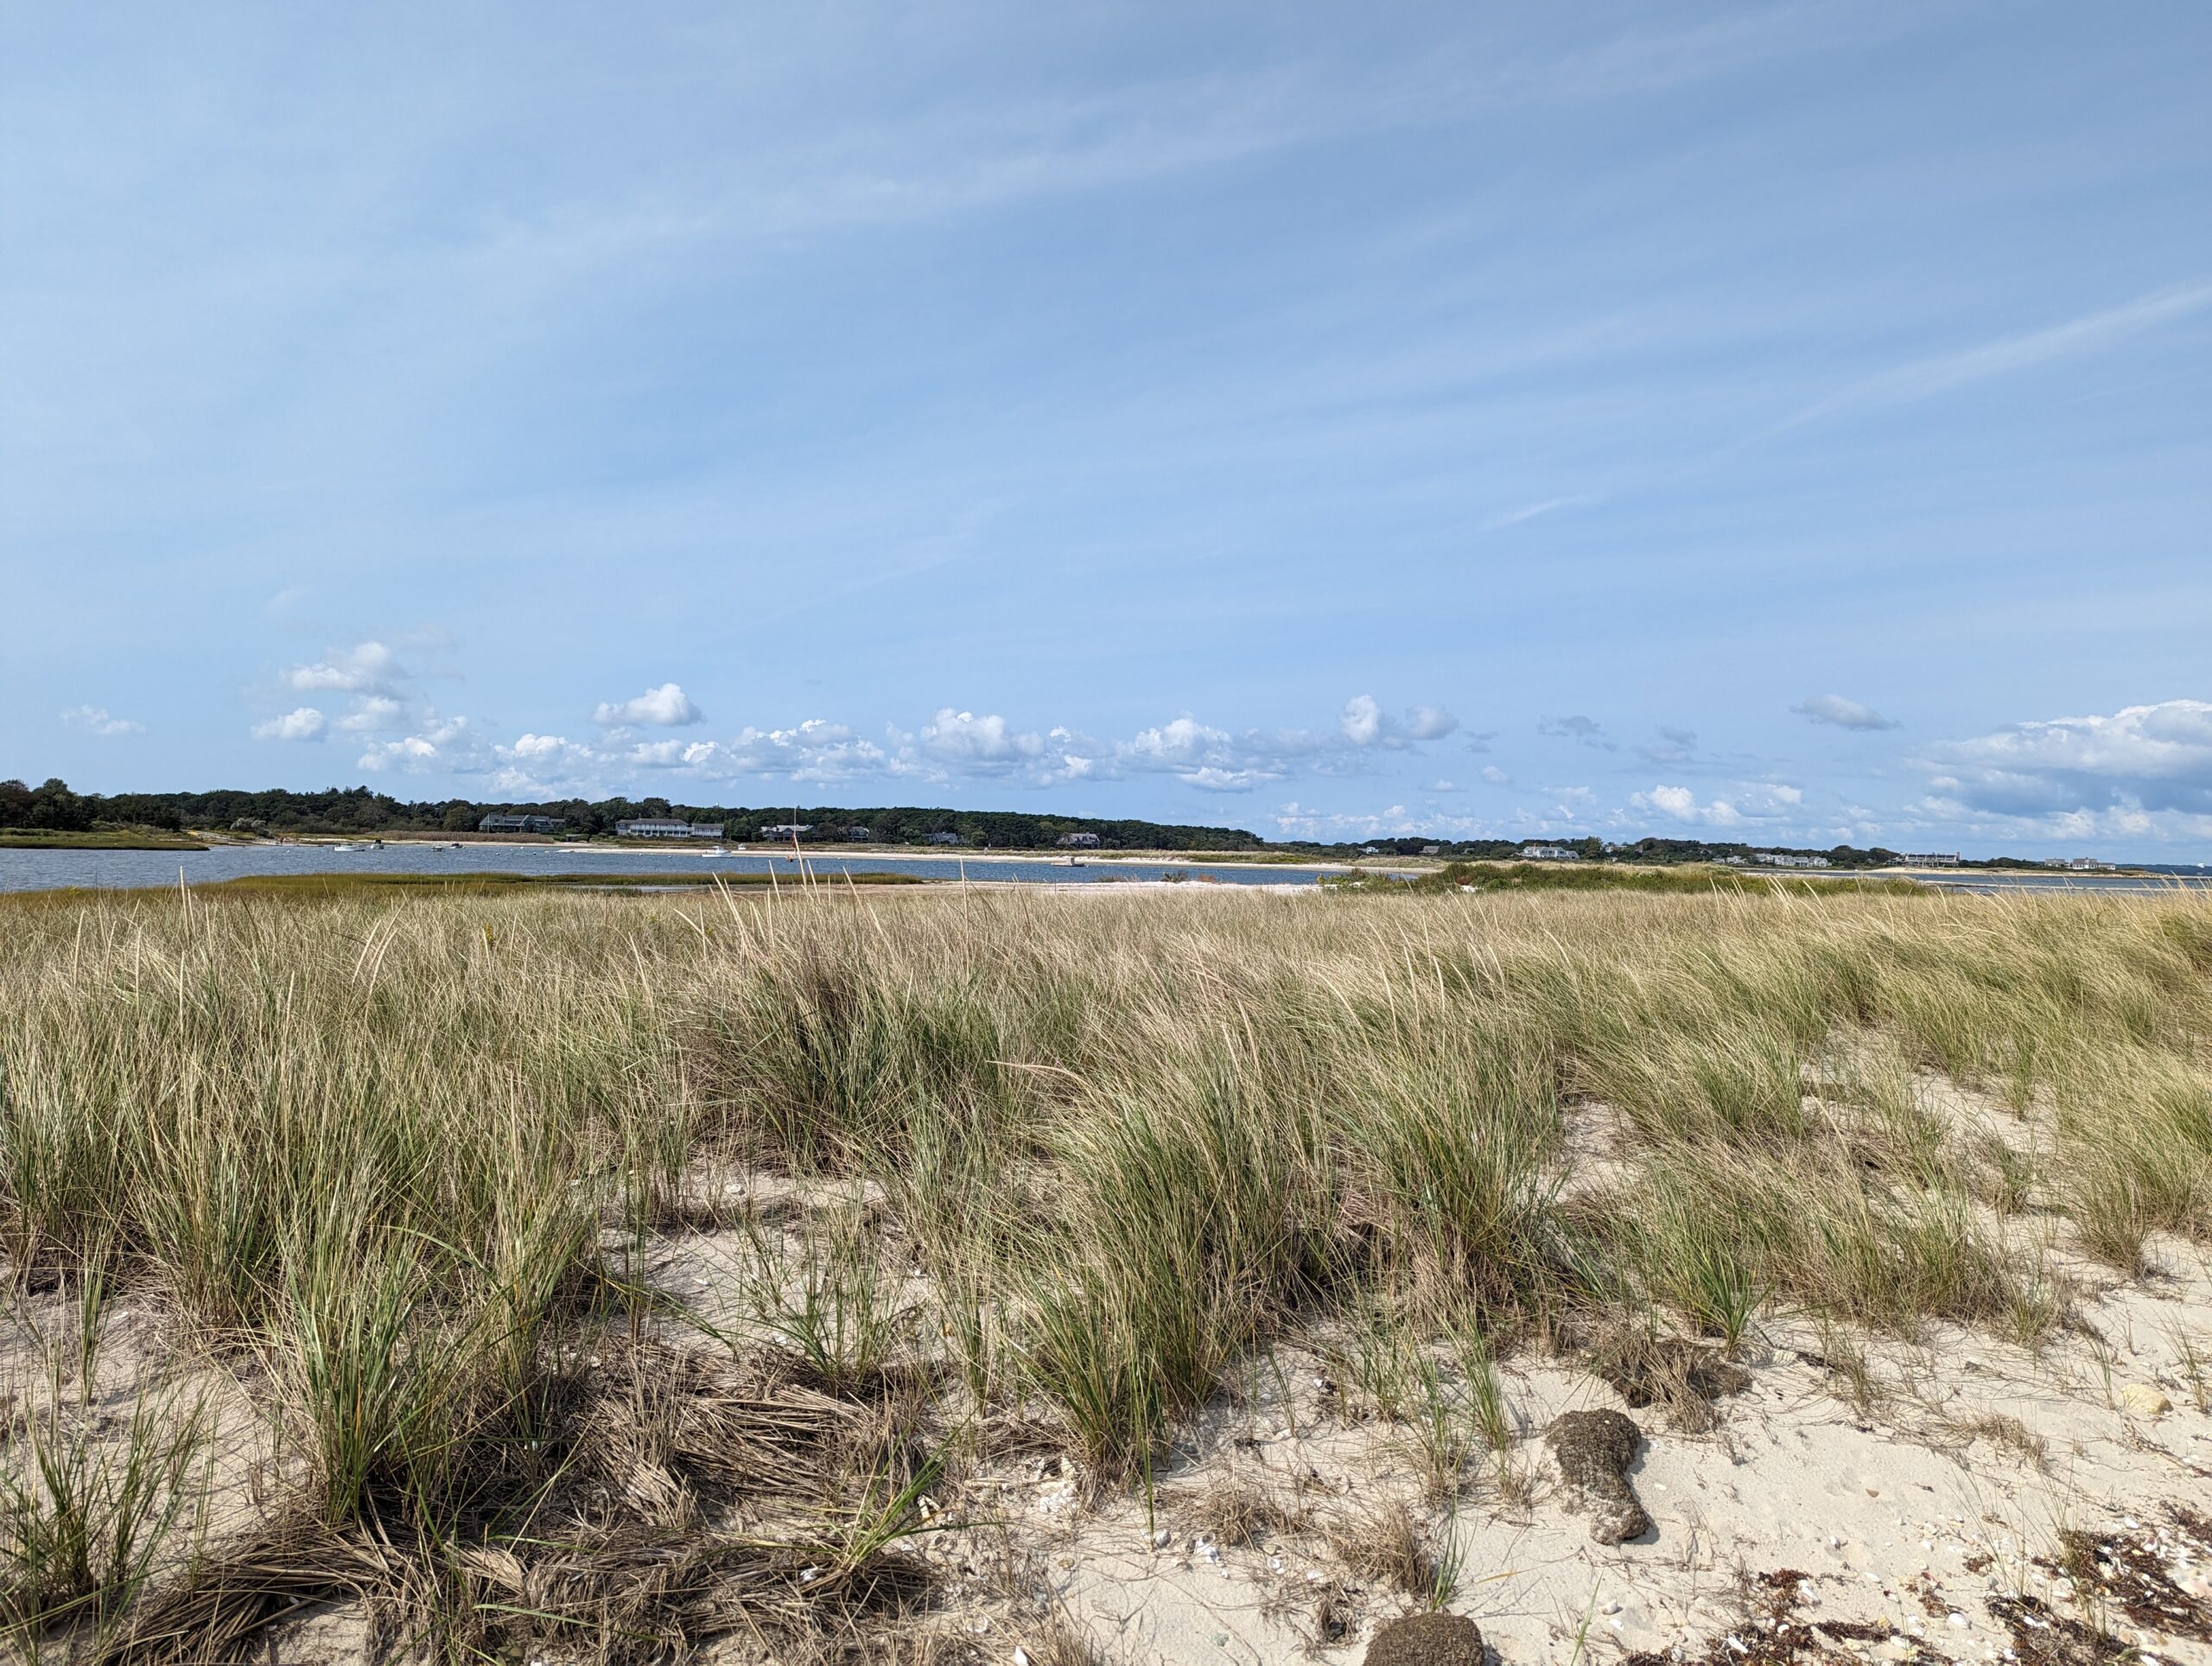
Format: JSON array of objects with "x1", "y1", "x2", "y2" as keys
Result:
[
  {"x1": 2044, "y1": 1511, "x2": 2212, "y2": 1644},
  {"x1": 1622, "y1": 1571, "x2": 1907, "y2": 1666},
  {"x1": 1323, "y1": 1499, "x2": 1446, "y2": 1601},
  {"x1": 93, "y1": 1340, "x2": 938, "y2": 1664},
  {"x1": 1586, "y1": 1326, "x2": 1753, "y2": 1432}
]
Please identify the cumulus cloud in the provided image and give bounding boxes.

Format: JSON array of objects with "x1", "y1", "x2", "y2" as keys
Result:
[
  {"x1": 676, "y1": 722, "x2": 896, "y2": 783},
  {"x1": 333, "y1": 696, "x2": 406, "y2": 733},
  {"x1": 593, "y1": 683, "x2": 703, "y2": 728},
  {"x1": 917, "y1": 708, "x2": 1046, "y2": 771},
  {"x1": 1634, "y1": 784, "x2": 1744, "y2": 826},
  {"x1": 282, "y1": 640, "x2": 404, "y2": 696},
  {"x1": 1795, "y1": 694, "x2": 1899, "y2": 731},
  {"x1": 60, "y1": 705, "x2": 143, "y2": 736},
  {"x1": 1630, "y1": 780, "x2": 1803, "y2": 829},
  {"x1": 356, "y1": 714, "x2": 481, "y2": 775},
  {"x1": 292, "y1": 685, "x2": 1467, "y2": 798},
  {"x1": 1920, "y1": 699, "x2": 2212, "y2": 821},
  {"x1": 252, "y1": 707, "x2": 327, "y2": 742},
  {"x1": 260, "y1": 634, "x2": 465, "y2": 747},
  {"x1": 1341, "y1": 696, "x2": 1459, "y2": 747}
]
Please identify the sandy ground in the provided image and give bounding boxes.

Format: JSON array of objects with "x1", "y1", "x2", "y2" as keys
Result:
[
  {"x1": 624, "y1": 1159, "x2": 2212, "y2": 1666},
  {"x1": 10, "y1": 1136, "x2": 2209, "y2": 1663}
]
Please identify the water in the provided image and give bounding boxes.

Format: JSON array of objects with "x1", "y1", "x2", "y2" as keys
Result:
[
  {"x1": 7, "y1": 844, "x2": 2206, "y2": 897},
  {"x1": 1909, "y1": 869, "x2": 2212, "y2": 896},
  {"x1": 0, "y1": 842, "x2": 1337, "y2": 894}
]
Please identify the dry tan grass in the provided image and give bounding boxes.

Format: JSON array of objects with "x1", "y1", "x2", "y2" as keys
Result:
[{"x1": 1, "y1": 881, "x2": 2208, "y2": 1658}]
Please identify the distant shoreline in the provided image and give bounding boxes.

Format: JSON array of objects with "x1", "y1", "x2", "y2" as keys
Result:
[{"x1": 275, "y1": 835, "x2": 1377, "y2": 875}]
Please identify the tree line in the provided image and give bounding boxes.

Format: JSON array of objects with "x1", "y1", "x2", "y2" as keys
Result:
[{"x1": 0, "y1": 779, "x2": 1266, "y2": 851}]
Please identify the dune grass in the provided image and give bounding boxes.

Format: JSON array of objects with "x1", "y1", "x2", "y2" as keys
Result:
[{"x1": 1, "y1": 881, "x2": 2209, "y2": 1657}]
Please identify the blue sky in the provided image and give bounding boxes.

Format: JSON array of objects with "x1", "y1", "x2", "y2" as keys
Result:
[{"x1": 3, "y1": 3, "x2": 2208, "y2": 854}]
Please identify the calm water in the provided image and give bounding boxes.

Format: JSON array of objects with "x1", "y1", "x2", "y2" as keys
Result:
[
  {"x1": 5, "y1": 845, "x2": 2207, "y2": 897},
  {"x1": 0, "y1": 843, "x2": 1337, "y2": 894},
  {"x1": 1910, "y1": 869, "x2": 2212, "y2": 895}
]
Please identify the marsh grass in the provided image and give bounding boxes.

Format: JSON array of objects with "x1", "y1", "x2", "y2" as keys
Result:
[
  {"x1": 3, "y1": 881, "x2": 2209, "y2": 1655},
  {"x1": 0, "y1": 1361, "x2": 207, "y2": 1646}
]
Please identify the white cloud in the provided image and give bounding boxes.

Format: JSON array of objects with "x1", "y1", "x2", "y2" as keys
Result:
[
  {"x1": 1342, "y1": 695, "x2": 1458, "y2": 747},
  {"x1": 1479, "y1": 765, "x2": 1510, "y2": 785},
  {"x1": 333, "y1": 696, "x2": 406, "y2": 733},
  {"x1": 1920, "y1": 699, "x2": 2212, "y2": 821},
  {"x1": 676, "y1": 722, "x2": 897, "y2": 784},
  {"x1": 356, "y1": 714, "x2": 481, "y2": 775},
  {"x1": 326, "y1": 690, "x2": 1465, "y2": 798},
  {"x1": 917, "y1": 707, "x2": 1046, "y2": 771},
  {"x1": 1633, "y1": 784, "x2": 1743, "y2": 827},
  {"x1": 1632, "y1": 779, "x2": 1807, "y2": 828},
  {"x1": 1795, "y1": 694, "x2": 1899, "y2": 731},
  {"x1": 1406, "y1": 704, "x2": 1459, "y2": 741},
  {"x1": 251, "y1": 707, "x2": 326, "y2": 742},
  {"x1": 593, "y1": 682, "x2": 703, "y2": 727},
  {"x1": 1478, "y1": 493, "x2": 1602, "y2": 532},
  {"x1": 282, "y1": 640, "x2": 403, "y2": 696},
  {"x1": 60, "y1": 704, "x2": 143, "y2": 736}
]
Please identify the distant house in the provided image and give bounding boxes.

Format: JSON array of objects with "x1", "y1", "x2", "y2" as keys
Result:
[
  {"x1": 478, "y1": 813, "x2": 563, "y2": 836},
  {"x1": 760, "y1": 823, "x2": 811, "y2": 840},
  {"x1": 1520, "y1": 844, "x2": 1576, "y2": 862},
  {"x1": 1056, "y1": 831, "x2": 1102, "y2": 849},
  {"x1": 2063, "y1": 856, "x2": 2114, "y2": 871},
  {"x1": 839, "y1": 825, "x2": 874, "y2": 842},
  {"x1": 925, "y1": 830, "x2": 962, "y2": 845},
  {"x1": 1755, "y1": 851, "x2": 1830, "y2": 868},
  {"x1": 1420, "y1": 844, "x2": 1442, "y2": 856},
  {"x1": 1903, "y1": 852, "x2": 1962, "y2": 868},
  {"x1": 617, "y1": 818, "x2": 725, "y2": 840}
]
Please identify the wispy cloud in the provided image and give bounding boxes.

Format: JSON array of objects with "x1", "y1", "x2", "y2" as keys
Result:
[
  {"x1": 60, "y1": 704, "x2": 144, "y2": 736},
  {"x1": 1787, "y1": 282, "x2": 2212, "y2": 428},
  {"x1": 1479, "y1": 493, "x2": 1602, "y2": 533},
  {"x1": 1794, "y1": 694, "x2": 1900, "y2": 732},
  {"x1": 1539, "y1": 715, "x2": 1614, "y2": 751}
]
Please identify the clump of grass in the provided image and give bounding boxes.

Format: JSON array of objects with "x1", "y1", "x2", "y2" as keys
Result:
[
  {"x1": 1324, "y1": 1498, "x2": 1453, "y2": 1605},
  {"x1": 0, "y1": 1361, "x2": 207, "y2": 1644},
  {"x1": 2, "y1": 879, "x2": 2209, "y2": 1645}
]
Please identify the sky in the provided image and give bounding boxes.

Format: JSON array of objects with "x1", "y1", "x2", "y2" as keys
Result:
[{"x1": 3, "y1": 4, "x2": 2209, "y2": 855}]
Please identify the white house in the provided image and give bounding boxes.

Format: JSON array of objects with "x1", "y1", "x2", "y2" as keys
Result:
[
  {"x1": 617, "y1": 818, "x2": 725, "y2": 839},
  {"x1": 1520, "y1": 844, "x2": 1576, "y2": 862}
]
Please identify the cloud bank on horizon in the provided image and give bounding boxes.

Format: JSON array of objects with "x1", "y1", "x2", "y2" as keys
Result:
[{"x1": 2, "y1": 4, "x2": 2207, "y2": 857}]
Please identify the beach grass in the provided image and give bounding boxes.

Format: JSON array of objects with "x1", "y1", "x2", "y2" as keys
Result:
[
  {"x1": 0, "y1": 829, "x2": 207, "y2": 851},
  {"x1": 2, "y1": 881, "x2": 2208, "y2": 1658}
]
